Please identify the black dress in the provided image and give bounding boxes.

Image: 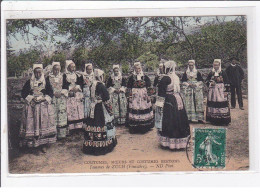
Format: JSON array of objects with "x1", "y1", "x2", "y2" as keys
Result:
[
  {"x1": 21, "y1": 78, "x2": 53, "y2": 99},
  {"x1": 126, "y1": 74, "x2": 154, "y2": 132},
  {"x1": 181, "y1": 71, "x2": 204, "y2": 83},
  {"x1": 83, "y1": 81, "x2": 117, "y2": 155},
  {"x1": 205, "y1": 71, "x2": 231, "y2": 125},
  {"x1": 156, "y1": 75, "x2": 190, "y2": 149},
  {"x1": 20, "y1": 78, "x2": 57, "y2": 148}
]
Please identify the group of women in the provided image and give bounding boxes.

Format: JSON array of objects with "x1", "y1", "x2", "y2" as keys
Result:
[{"x1": 20, "y1": 58, "x2": 231, "y2": 155}]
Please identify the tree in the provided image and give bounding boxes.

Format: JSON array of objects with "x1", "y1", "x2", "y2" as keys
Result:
[
  {"x1": 7, "y1": 49, "x2": 40, "y2": 77},
  {"x1": 6, "y1": 16, "x2": 247, "y2": 77},
  {"x1": 52, "y1": 51, "x2": 67, "y2": 71},
  {"x1": 137, "y1": 52, "x2": 159, "y2": 72},
  {"x1": 71, "y1": 47, "x2": 89, "y2": 71}
]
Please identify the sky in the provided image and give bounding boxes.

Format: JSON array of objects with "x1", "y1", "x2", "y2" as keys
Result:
[{"x1": 7, "y1": 15, "x2": 242, "y2": 54}]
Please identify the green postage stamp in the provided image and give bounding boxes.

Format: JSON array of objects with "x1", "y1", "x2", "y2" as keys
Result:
[{"x1": 193, "y1": 128, "x2": 226, "y2": 169}]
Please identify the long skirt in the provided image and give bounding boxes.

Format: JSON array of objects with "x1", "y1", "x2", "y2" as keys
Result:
[
  {"x1": 53, "y1": 96, "x2": 68, "y2": 139},
  {"x1": 156, "y1": 93, "x2": 190, "y2": 149},
  {"x1": 67, "y1": 92, "x2": 84, "y2": 131},
  {"x1": 181, "y1": 82, "x2": 204, "y2": 122},
  {"x1": 128, "y1": 88, "x2": 154, "y2": 131},
  {"x1": 111, "y1": 92, "x2": 127, "y2": 125},
  {"x1": 83, "y1": 103, "x2": 117, "y2": 155},
  {"x1": 83, "y1": 86, "x2": 91, "y2": 118},
  {"x1": 206, "y1": 83, "x2": 231, "y2": 125},
  {"x1": 20, "y1": 102, "x2": 57, "y2": 147}
]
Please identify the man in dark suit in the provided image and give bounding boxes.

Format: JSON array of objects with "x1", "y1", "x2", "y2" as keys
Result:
[{"x1": 225, "y1": 57, "x2": 245, "y2": 110}]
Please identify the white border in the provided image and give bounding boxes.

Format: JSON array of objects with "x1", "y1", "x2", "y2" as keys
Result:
[{"x1": 1, "y1": 1, "x2": 260, "y2": 187}]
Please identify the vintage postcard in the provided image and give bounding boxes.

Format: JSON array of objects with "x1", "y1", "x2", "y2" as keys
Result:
[{"x1": 1, "y1": 3, "x2": 254, "y2": 178}]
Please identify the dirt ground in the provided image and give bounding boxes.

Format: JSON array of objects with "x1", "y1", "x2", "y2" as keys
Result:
[{"x1": 8, "y1": 99, "x2": 249, "y2": 174}]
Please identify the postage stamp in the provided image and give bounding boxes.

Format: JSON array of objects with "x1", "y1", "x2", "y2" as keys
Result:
[{"x1": 193, "y1": 128, "x2": 226, "y2": 169}]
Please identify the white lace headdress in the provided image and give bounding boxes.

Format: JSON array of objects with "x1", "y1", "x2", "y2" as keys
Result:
[
  {"x1": 111, "y1": 64, "x2": 122, "y2": 81},
  {"x1": 186, "y1": 60, "x2": 197, "y2": 78},
  {"x1": 51, "y1": 62, "x2": 61, "y2": 76},
  {"x1": 133, "y1": 62, "x2": 144, "y2": 81},
  {"x1": 164, "y1": 60, "x2": 180, "y2": 92},
  {"x1": 212, "y1": 59, "x2": 222, "y2": 76},
  {"x1": 94, "y1": 69, "x2": 104, "y2": 83},
  {"x1": 31, "y1": 64, "x2": 46, "y2": 89},
  {"x1": 83, "y1": 63, "x2": 93, "y2": 75},
  {"x1": 65, "y1": 60, "x2": 74, "y2": 74}
]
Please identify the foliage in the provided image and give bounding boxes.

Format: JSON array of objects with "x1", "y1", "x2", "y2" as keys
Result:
[
  {"x1": 71, "y1": 47, "x2": 89, "y2": 71},
  {"x1": 7, "y1": 49, "x2": 40, "y2": 77},
  {"x1": 42, "y1": 56, "x2": 52, "y2": 68},
  {"x1": 137, "y1": 52, "x2": 159, "y2": 72},
  {"x1": 121, "y1": 60, "x2": 130, "y2": 74},
  {"x1": 52, "y1": 51, "x2": 67, "y2": 71},
  {"x1": 6, "y1": 16, "x2": 247, "y2": 77}
]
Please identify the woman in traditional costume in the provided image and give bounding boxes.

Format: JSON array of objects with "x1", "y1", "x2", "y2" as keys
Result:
[
  {"x1": 82, "y1": 63, "x2": 95, "y2": 119},
  {"x1": 47, "y1": 62, "x2": 68, "y2": 139},
  {"x1": 206, "y1": 59, "x2": 231, "y2": 125},
  {"x1": 155, "y1": 60, "x2": 190, "y2": 150},
  {"x1": 181, "y1": 60, "x2": 204, "y2": 123},
  {"x1": 20, "y1": 64, "x2": 56, "y2": 153},
  {"x1": 106, "y1": 65, "x2": 127, "y2": 125},
  {"x1": 83, "y1": 69, "x2": 117, "y2": 155},
  {"x1": 62, "y1": 60, "x2": 84, "y2": 131},
  {"x1": 126, "y1": 62, "x2": 154, "y2": 133}
]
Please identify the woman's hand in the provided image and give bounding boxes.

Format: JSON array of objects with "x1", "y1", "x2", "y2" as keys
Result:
[
  {"x1": 72, "y1": 87, "x2": 79, "y2": 93},
  {"x1": 210, "y1": 81, "x2": 216, "y2": 87},
  {"x1": 68, "y1": 91, "x2": 74, "y2": 97},
  {"x1": 216, "y1": 76, "x2": 223, "y2": 83},
  {"x1": 114, "y1": 89, "x2": 120, "y2": 94},
  {"x1": 33, "y1": 97, "x2": 38, "y2": 103},
  {"x1": 128, "y1": 97, "x2": 133, "y2": 103},
  {"x1": 190, "y1": 83, "x2": 196, "y2": 88},
  {"x1": 55, "y1": 92, "x2": 61, "y2": 98}
]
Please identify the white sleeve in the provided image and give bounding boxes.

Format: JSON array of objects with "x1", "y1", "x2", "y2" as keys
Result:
[
  {"x1": 75, "y1": 85, "x2": 82, "y2": 92},
  {"x1": 108, "y1": 87, "x2": 116, "y2": 94},
  {"x1": 45, "y1": 95, "x2": 52, "y2": 104},
  {"x1": 68, "y1": 85, "x2": 73, "y2": 91},
  {"x1": 182, "y1": 82, "x2": 189, "y2": 86},
  {"x1": 61, "y1": 89, "x2": 68, "y2": 97},
  {"x1": 68, "y1": 85, "x2": 82, "y2": 92},
  {"x1": 120, "y1": 86, "x2": 126, "y2": 93},
  {"x1": 25, "y1": 95, "x2": 34, "y2": 103},
  {"x1": 76, "y1": 92, "x2": 84, "y2": 99}
]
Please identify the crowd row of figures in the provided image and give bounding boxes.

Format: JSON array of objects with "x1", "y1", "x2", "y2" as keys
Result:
[{"x1": 20, "y1": 58, "x2": 245, "y2": 155}]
